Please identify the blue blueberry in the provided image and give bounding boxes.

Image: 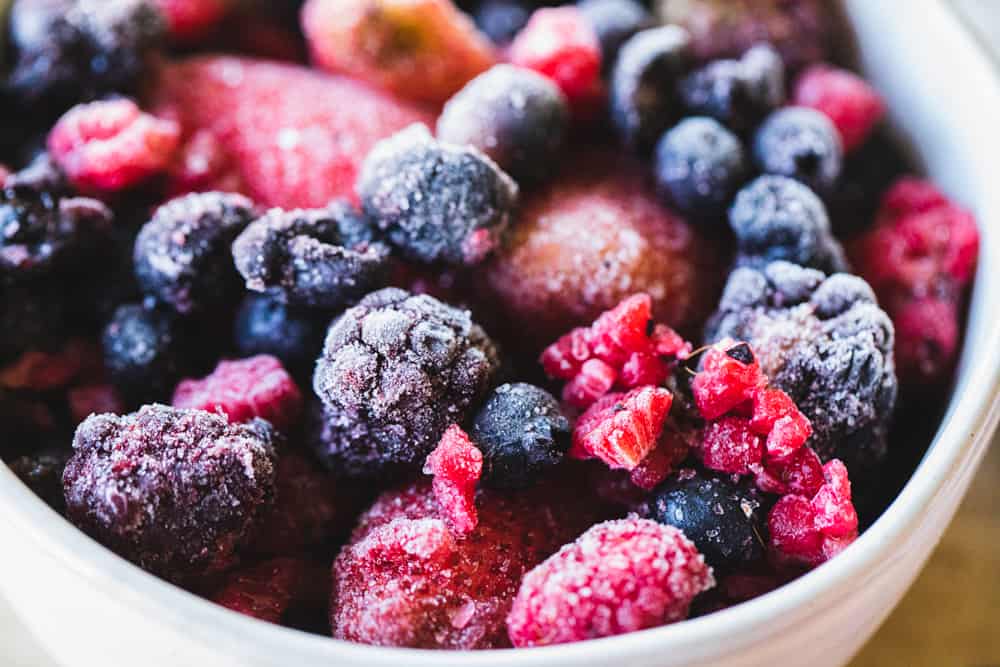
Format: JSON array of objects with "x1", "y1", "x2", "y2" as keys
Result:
[
  {"x1": 753, "y1": 106, "x2": 843, "y2": 194},
  {"x1": 577, "y1": 0, "x2": 653, "y2": 71}
]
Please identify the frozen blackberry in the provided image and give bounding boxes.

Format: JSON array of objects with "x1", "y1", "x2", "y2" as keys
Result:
[
  {"x1": 437, "y1": 65, "x2": 569, "y2": 186},
  {"x1": 753, "y1": 107, "x2": 842, "y2": 194},
  {"x1": 234, "y1": 293, "x2": 330, "y2": 379},
  {"x1": 578, "y1": 0, "x2": 653, "y2": 70},
  {"x1": 63, "y1": 405, "x2": 278, "y2": 583},
  {"x1": 473, "y1": 0, "x2": 531, "y2": 46},
  {"x1": 7, "y1": 450, "x2": 70, "y2": 512},
  {"x1": 232, "y1": 201, "x2": 391, "y2": 309},
  {"x1": 609, "y1": 26, "x2": 691, "y2": 152},
  {"x1": 470, "y1": 382, "x2": 570, "y2": 490},
  {"x1": 679, "y1": 44, "x2": 785, "y2": 134},
  {"x1": 0, "y1": 186, "x2": 112, "y2": 282},
  {"x1": 312, "y1": 288, "x2": 500, "y2": 478},
  {"x1": 135, "y1": 192, "x2": 257, "y2": 314},
  {"x1": 705, "y1": 262, "x2": 897, "y2": 471},
  {"x1": 654, "y1": 117, "x2": 749, "y2": 223},
  {"x1": 8, "y1": 0, "x2": 166, "y2": 109},
  {"x1": 729, "y1": 175, "x2": 847, "y2": 273},
  {"x1": 646, "y1": 469, "x2": 767, "y2": 574}
]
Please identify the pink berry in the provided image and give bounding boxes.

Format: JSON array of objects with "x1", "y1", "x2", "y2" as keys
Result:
[
  {"x1": 571, "y1": 386, "x2": 673, "y2": 470},
  {"x1": 699, "y1": 415, "x2": 763, "y2": 475},
  {"x1": 507, "y1": 518, "x2": 714, "y2": 647},
  {"x1": 691, "y1": 341, "x2": 766, "y2": 421},
  {"x1": 210, "y1": 557, "x2": 307, "y2": 624},
  {"x1": 587, "y1": 293, "x2": 657, "y2": 366},
  {"x1": 793, "y1": 64, "x2": 885, "y2": 153},
  {"x1": 561, "y1": 358, "x2": 616, "y2": 410},
  {"x1": 750, "y1": 444, "x2": 824, "y2": 496},
  {"x1": 166, "y1": 129, "x2": 245, "y2": 198},
  {"x1": 423, "y1": 425, "x2": 483, "y2": 536},
  {"x1": 539, "y1": 327, "x2": 591, "y2": 380},
  {"x1": 629, "y1": 430, "x2": 690, "y2": 491},
  {"x1": 153, "y1": 0, "x2": 231, "y2": 42}
]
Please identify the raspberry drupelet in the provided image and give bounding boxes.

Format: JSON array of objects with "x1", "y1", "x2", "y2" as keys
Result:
[{"x1": 423, "y1": 424, "x2": 483, "y2": 536}]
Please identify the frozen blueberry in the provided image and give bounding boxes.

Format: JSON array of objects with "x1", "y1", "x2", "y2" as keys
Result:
[
  {"x1": 705, "y1": 261, "x2": 897, "y2": 471},
  {"x1": 609, "y1": 25, "x2": 691, "y2": 152},
  {"x1": 729, "y1": 175, "x2": 847, "y2": 273},
  {"x1": 473, "y1": 0, "x2": 531, "y2": 46},
  {"x1": 134, "y1": 192, "x2": 257, "y2": 314},
  {"x1": 234, "y1": 293, "x2": 331, "y2": 379},
  {"x1": 654, "y1": 117, "x2": 749, "y2": 223},
  {"x1": 358, "y1": 124, "x2": 518, "y2": 266},
  {"x1": 312, "y1": 288, "x2": 500, "y2": 478},
  {"x1": 753, "y1": 106, "x2": 842, "y2": 194},
  {"x1": 470, "y1": 382, "x2": 570, "y2": 490},
  {"x1": 646, "y1": 469, "x2": 767, "y2": 574},
  {"x1": 437, "y1": 65, "x2": 569, "y2": 186},
  {"x1": 63, "y1": 405, "x2": 278, "y2": 583},
  {"x1": 232, "y1": 201, "x2": 391, "y2": 310},
  {"x1": 679, "y1": 44, "x2": 785, "y2": 134},
  {"x1": 577, "y1": 0, "x2": 653, "y2": 70}
]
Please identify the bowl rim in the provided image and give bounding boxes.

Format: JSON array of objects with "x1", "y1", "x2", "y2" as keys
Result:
[{"x1": 2, "y1": 0, "x2": 1000, "y2": 665}]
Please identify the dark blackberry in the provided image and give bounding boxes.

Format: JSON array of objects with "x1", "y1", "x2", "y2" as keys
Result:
[
  {"x1": 8, "y1": 0, "x2": 166, "y2": 110},
  {"x1": 645, "y1": 468, "x2": 767, "y2": 574},
  {"x1": 729, "y1": 175, "x2": 847, "y2": 273},
  {"x1": 653, "y1": 117, "x2": 749, "y2": 223},
  {"x1": 312, "y1": 288, "x2": 500, "y2": 478},
  {"x1": 135, "y1": 192, "x2": 258, "y2": 314},
  {"x1": 679, "y1": 44, "x2": 785, "y2": 134},
  {"x1": 705, "y1": 261, "x2": 897, "y2": 471},
  {"x1": 357, "y1": 124, "x2": 519, "y2": 266},
  {"x1": 234, "y1": 293, "x2": 331, "y2": 379},
  {"x1": 609, "y1": 25, "x2": 691, "y2": 152},
  {"x1": 232, "y1": 201, "x2": 391, "y2": 310},
  {"x1": 473, "y1": 0, "x2": 531, "y2": 46},
  {"x1": 437, "y1": 64, "x2": 569, "y2": 186},
  {"x1": 753, "y1": 106, "x2": 843, "y2": 194},
  {"x1": 7, "y1": 450, "x2": 70, "y2": 513},
  {"x1": 577, "y1": 0, "x2": 653, "y2": 71},
  {"x1": 63, "y1": 405, "x2": 278, "y2": 583},
  {"x1": 470, "y1": 382, "x2": 570, "y2": 490},
  {"x1": 0, "y1": 186, "x2": 112, "y2": 282}
]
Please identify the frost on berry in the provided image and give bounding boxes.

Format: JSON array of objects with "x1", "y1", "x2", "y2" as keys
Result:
[
  {"x1": 691, "y1": 341, "x2": 766, "y2": 421},
  {"x1": 699, "y1": 416, "x2": 763, "y2": 475},
  {"x1": 571, "y1": 386, "x2": 673, "y2": 470},
  {"x1": 423, "y1": 425, "x2": 483, "y2": 536},
  {"x1": 793, "y1": 64, "x2": 885, "y2": 154}
]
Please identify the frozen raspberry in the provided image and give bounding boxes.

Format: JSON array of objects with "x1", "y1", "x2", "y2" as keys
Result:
[
  {"x1": 578, "y1": 0, "x2": 653, "y2": 69},
  {"x1": 646, "y1": 469, "x2": 767, "y2": 573},
  {"x1": 63, "y1": 405, "x2": 278, "y2": 583},
  {"x1": 302, "y1": 0, "x2": 496, "y2": 105},
  {"x1": 8, "y1": 450, "x2": 70, "y2": 513},
  {"x1": 134, "y1": 192, "x2": 257, "y2": 314},
  {"x1": 628, "y1": 429, "x2": 690, "y2": 491},
  {"x1": 68, "y1": 384, "x2": 125, "y2": 424},
  {"x1": 234, "y1": 293, "x2": 331, "y2": 379},
  {"x1": 507, "y1": 518, "x2": 714, "y2": 647},
  {"x1": 48, "y1": 98, "x2": 179, "y2": 194},
  {"x1": 423, "y1": 424, "x2": 483, "y2": 536},
  {"x1": 562, "y1": 358, "x2": 617, "y2": 410},
  {"x1": 691, "y1": 341, "x2": 765, "y2": 420},
  {"x1": 172, "y1": 355, "x2": 303, "y2": 431},
  {"x1": 211, "y1": 557, "x2": 306, "y2": 624},
  {"x1": 571, "y1": 386, "x2": 673, "y2": 470},
  {"x1": 357, "y1": 124, "x2": 518, "y2": 266},
  {"x1": 706, "y1": 262, "x2": 897, "y2": 470},
  {"x1": 751, "y1": 443, "x2": 824, "y2": 496},
  {"x1": 437, "y1": 64, "x2": 569, "y2": 186},
  {"x1": 792, "y1": 65, "x2": 885, "y2": 154},
  {"x1": 508, "y1": 7, "x2": 602, "y2": 112},
  {"x1": 165, "y1": 130, "x2": 244, "y2": 198},
  {"x1": 331, "y1": 477, "x2": 610, "y2": 649},
  {"x1": 699, "y1": 416, "x2": 763, "y2": 475},
  {"x1": 750, "y1": 386, "x2": 812, "y2": 459},
  {"x1": 150, "y1": 56, "x2": 433, "y2": 209},
  {"x1": 312, "y1": 288, "x2": 500, "y2": 478},
  {"x1": 152, "y1": 0, "x2": 231, "y2": 42},
  {"x1": 609, "y1": 25, "x2": 691, "y2": 152},
  {"x1": 470, "y1": 383, "x2": 570, "y2": 490},
  {"x1": 0, "y1": 339, "x2": 98, "y2": 391},
  {"x1": 753, "y1": 107, "x2": 842, "y2": 195},
  {"x1": 232, "y1": 202, "x2": 391, "y2": 309}
]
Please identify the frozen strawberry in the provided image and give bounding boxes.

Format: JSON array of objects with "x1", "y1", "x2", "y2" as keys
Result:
[
  {"x1": 571, "y1": 386, "x2": 673, "y2": 470},
  {"x1": 211, "y1": 557, "x2": 307, "y2": 624},
  {"x1": 302, "y1": 0, "x2": 496, "y2": 105},
  {"x1": 150, "y1": 56, "x2": 434, "y2": 208},
  {"x1": 793, "y1": 64, "x2": 885, "y2": 153},
  {"x1": 48, "y1": 98, "x2": 180, "y2": 194},
  {"x1": 423, "y1": 425, "x2": 483, "y2": 536},
  {"x1": 153, "y1": 0, "x2": 232, "y2": 42}
]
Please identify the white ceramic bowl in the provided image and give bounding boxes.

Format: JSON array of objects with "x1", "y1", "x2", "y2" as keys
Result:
[{"x1": 2, "y1": 1, "x2": 999, "y2": 666}]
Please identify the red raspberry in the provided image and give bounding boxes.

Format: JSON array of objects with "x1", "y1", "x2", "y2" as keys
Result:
[
  {"x1": 152, "y1": 0, "x2": 231, "y2": 42},
  {"x1": 561, "y1": 358, "x2": 616, "y2": 410},
  {"x1": 750, "y1": 387, "x2": 812, "y2": 460},
  {"x1": 302, "y1": 0, "x2": 496, "y2": 105},
  {"x1": 691, "y1": 341, "x2": 766, "y2": 421},
  {"x1": 571, "y1": 386, "x2": 673, "y2": 470},
  {"x1": 750, "y1": 444, "x2": 824, "y2": 496},
  {"x1": 423, "y1": 425, "x2": 483, "y2": 536},
  {"x1": 151, "y1": 56, "x2": 433, "y2": 209},
  {"x1": 699, "y1": 415, "x2": 763, "y2": 475},
  {"x1": 508, "y1": 7, "x2": 602, "y2": 112},
  {"x1": 211, "y1": 557, "x2": 306, "y2": 624},
  {"x1": 172, "y1": 355, "x2": 303, "y2": 431},
  {"x1": 629, "y1": 429, "x2": 690, "y2": 491},
  {"x1": 539, "y1": 327, "x2": 591, "y2": 380},
  {"x1": 588, "y1": 293, "x2": 657, "y2": 366},
  {"x1": 48, "y1": 99, "x2": 180, "y2": 194},
  {"x1": 166, "y1": 130, "x2": 244, "y2": 198},
  {"x1": 68, "y1": 384, "x2": 125, "y2": 425},
  {"x1": 793, "y1": 65, "x2": 885, "y2": 153},
  {"x1": 506, "y1": 518, "x2": 714, "y2": 647}
]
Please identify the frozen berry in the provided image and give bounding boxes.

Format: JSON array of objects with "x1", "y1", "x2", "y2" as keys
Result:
[
  {"x1": 508, "y1": 7, "x2": 602, "y2": 111},
  {"x1": 4, "y1": 152, "x2": 68, "y2": 194},
  {"x1": 654, "y1": 117, "x2": 749, "y2": 223},
  {"x1": 302, "y1": 0, "x2": 496, "y2": 105},
  {"x1": 0, "y1": 281, "x2": 74, "y2": 363},
  {"x1": 312, "y1": 288, "x2": 500, "y2": 478},
  {"x1": 753, "y1": 106, "x2": 842, "y2": 194},
  {"x1": 679, "y1": 44, "x2": 785, "y2": 134},
  {"x1": 437, "y1": 64, "x2": 569, "y2": 186},
  {"x1": 8, "y1": 450, "x2": 70, "y2": 512},
  {"x1": 705, "y1": 262, "x2": 897, "y2": 470},
  {"x1": 578, "y1": 0, "x2": 652, "y2": 71},
  {"x1": 691, "y1": 340, "x2": 765, "y2": 420},
  {"x1": 729, "y1": 175, "x2": 847, "y2": 273},
  {"x1": 699, "y1": 416, "x2": 763, "y2": 474},
  {"x1": 234, "y1": 293, "x2": 330, "y2": 379},
  {"x1": 232, "y1": 202, "x2": 392, "y2": 309},
  {"x1": 507, "y1": 517, "x2": 713, "y2": 647},
  {"x1": 470, "y1": 382, "x2": 570, "y2": 490},
  {"x1": 358, "y1": 124, "x2": 518, "y2": 266},
  {"x1": 571, "y1": 386, "x2": 673, "y2": 470},
  {"x1": 211, "y1": 557, "x2": 306, "y2": 624},
  {"x1": 792, "y1": 65, "x2": 885, "y2": 154},
  {"x1": 423, "y1": 424, "x2": 483, "y2": 536},
  {"x1": 152, "y1": 0, "x2": 231, "y2": 42},
  {"x1": 165, "y1": 130, "x2": 245, "y2": 198},
  {"x1": 134, "y1": 192, "x2": 257, "y2": 314},
  {"x1": 647, "y1": 469, "x2": 767, "y2": 573},
  {"x1": 609, "y1": 25, "x2": 691, "y2": 152},
  {"x1": 473, "y1": 0, "x2": 531, "y2": 46},
  {"x1": 827, "y1": 129, "x2": 908, "y2": 236},
  {"x1": 68, "y1": 384, "x2": 124, "y2": 424},
  {"x1": 628, "y1": 429, "x2": 691, "y2": 491},
  {"x1": 63, "y1": 405, "x2": 278, "y2": 583}
]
